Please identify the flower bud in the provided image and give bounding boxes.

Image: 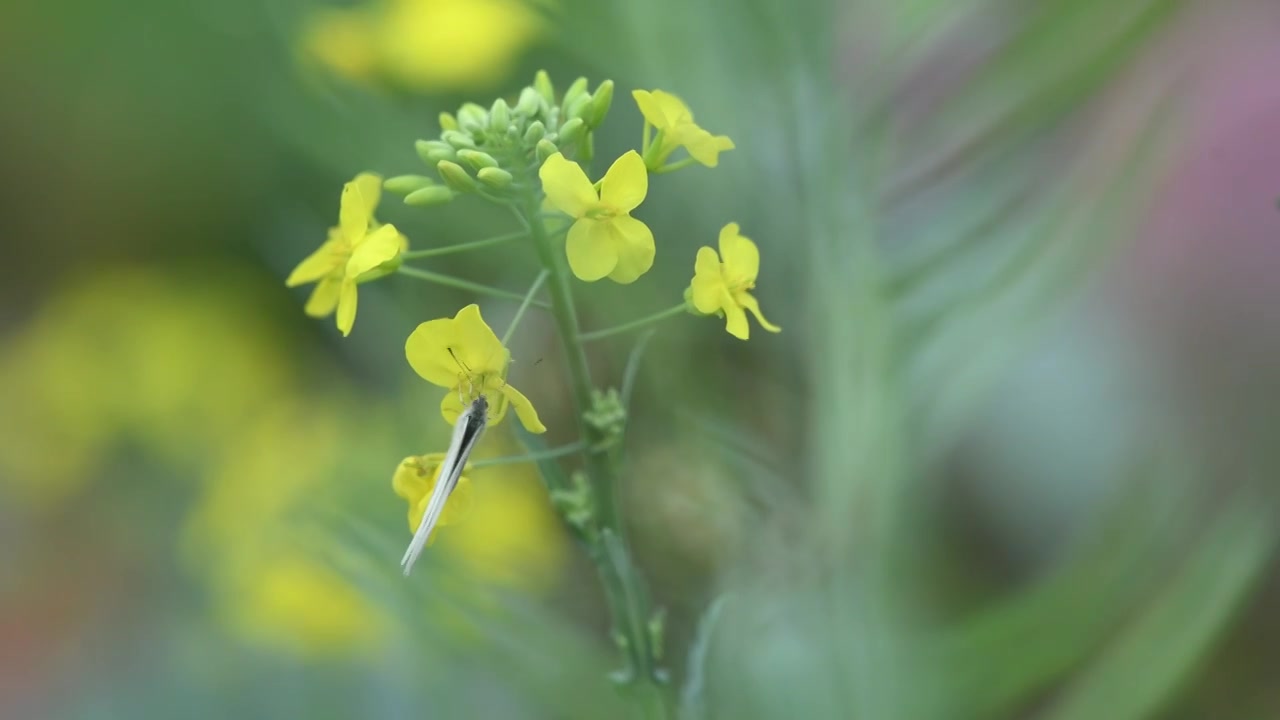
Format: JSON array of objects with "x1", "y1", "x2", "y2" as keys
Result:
[
  {"x1": 437, "y1": 160, "x2": 477, "y2": 192},
  {"x1": 578, "y1": 131, "x2": 595, "y2": 164},
  {"x1": 584, "y1": 80, "x2": 614, "y2": 128},
  {"x1": 456, "y1": 149, "x2": 499, "y2": 170},
  {"x1": 562, "y1": 76, "x2": 589, "y2": 111},
  {"x1": 523, "y1": 120, "x2": 546, "y2": 144},
  {"x1": 384, "y1": 174, "x2": 435, "y2": 194},
  {"x1": 438, "y1": 112, "x2": 459, "y2": 132},
  {"x1": 535, "y1": 138, "x2": 559, "y2": 164},
  {"x1": 558, "y1": 117, "x2": 585, "y2": 145},
  {"x1": 564, "y1": 93, "x2": 591, "y2": 123},
  {"x1": 477, "y1": 167, "x2": 513, "y2": 189},
  {"x1": 442, "y1": 130, "x2": 476, "y2": 150},
  {"x1": 515, "y1": 86, "x2": 541, "y2": 117},
  {"x1": 457, "y1": 102, "x2": 488, "y2": 132},
  {"x1": 404, "y1": 185, "x2": 454, "y2": 207},
  {"x1": 416, "y1": 139, "x2": 455, "y2": 164},
  {"x1": 546, "y1": 106, "x2": 561, "y2": 130},
  {"x1": 489, "y1": 98, "x2": 511, "y2": 133},
  {"x1": 533, "y1": 70, "x2": 555, "y2": 105}
]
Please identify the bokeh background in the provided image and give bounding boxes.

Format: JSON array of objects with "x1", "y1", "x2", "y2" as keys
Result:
[{"x1": 3, "y1": 0, "x2": 1279, "y2": 717}]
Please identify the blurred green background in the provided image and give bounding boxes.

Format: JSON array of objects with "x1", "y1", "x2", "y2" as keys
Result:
[{"x1": 3, "y1": 0, "x2": 1280, "y2": 717}]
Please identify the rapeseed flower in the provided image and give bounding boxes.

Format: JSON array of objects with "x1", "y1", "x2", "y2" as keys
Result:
[
  {"x1": 539, "y1": 151, "x2": 654, "y2": 283},
  {"x1": 286, "y1": 173, "x2": 406, "y2": 336},
  {"x1": 633, "y1": 89, "x2": 734, "y2": 169},
  {"x1": 392, "y1": 453, "x2": 474, "y2": 544},
  {"x1": 689, "y1": 223, "x2": 781, "y2": 340}
]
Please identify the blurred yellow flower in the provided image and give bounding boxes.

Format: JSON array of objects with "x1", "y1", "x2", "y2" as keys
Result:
[
  {"x1": 393, "y1": 453, "x2": 475, "y2": 540},
  {"x1": 633, "y1": 89, "x2": 734, "y2": 169},
  {"x1": 286, "y1": 172, "x2": 406, "y2": 337},
  {"x1": 301, "y1": 0, "x2": 541, "y2": 91},
  {"x1": 539, "y1": 151, "x2": 655, "y2": 283},
  {"x1": 689, "y1": 223, "x2": 781, "y2": 340},
  {"x1": 404, "y1": 304, "x2": 546, "y2": 433}
]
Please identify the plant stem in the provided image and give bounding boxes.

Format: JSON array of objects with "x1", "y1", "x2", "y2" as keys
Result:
[
  {"x1": 521, "y1": 192, "x2": 667, "y2": 711},
  {"x1": 470, "y1": 441, "x2": 585, "y2": 468},
  {"x1": 651, "y1": 157, "x2": 697, "y2": 175},
  {"x1": 579, "y1": 304, "x2": 687, "y2": 342},
  {"x1": 397, "y1": 266, "x2": 550, "y2": 308},
  {"x1": 501, "y1": 270, "x2": 549, "y2": 346},
  {"x1": 401, "y1": 230, "x2": 526, "y2": 259}
]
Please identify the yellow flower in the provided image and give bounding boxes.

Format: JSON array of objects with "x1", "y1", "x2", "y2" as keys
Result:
[
  {"x1": 392, "y1": 453, "x2": 475, "y2": 542},
  {"x1": 285, "y1": 173, "x2": 407, "y2": 337},
  {"x1": 539, "y1": 151, "x2": 655, "y2": 283},
  {"x1": 632, "y1": 89, "x2": 734, "y2": 169},
  {"x1": 404, "y1": 304, "x2": 546, "y2": 433},
  {"x1": 689, "y1": 223, "x2": 781, "y2": 340},
  {"x1": 301, "y1": 0, "x2": 540, "y2": 92}
]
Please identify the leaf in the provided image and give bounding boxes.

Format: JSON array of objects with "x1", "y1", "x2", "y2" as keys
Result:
[{"x1": 679, "y1": 594, "x2": 731, "y2": 720}]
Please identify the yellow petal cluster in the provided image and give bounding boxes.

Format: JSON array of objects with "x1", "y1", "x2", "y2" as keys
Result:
[
  {"x1": 539, "y1": 151, "x2": 655, "y2": 283},
  {"x1": 689, "y1": 223, "x2": 781, "y2": 340},
  {"x1": 633, "y1": 89, "x2": 734, "y2": 169},
  {"x1": 392, "y1": 453, "x2": 475, "y2": 540},
  {"x1": 286, "y1": 173, "x2": 406, "y2": 336},
  {"x1": 404, "y1": 304, "x2": 546, "y2": 433}
]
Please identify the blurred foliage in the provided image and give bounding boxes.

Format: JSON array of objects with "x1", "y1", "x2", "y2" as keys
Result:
[{"x1": 2, "y1": 0, "x2": 1278, "y2": 717}]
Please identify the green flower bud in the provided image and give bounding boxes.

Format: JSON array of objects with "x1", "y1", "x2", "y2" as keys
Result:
[
  {"x1": 515, "y1": 86, "x2": 541, "y2": 117},
  {"x1": 533, "y1": 70, "x2": 555, "y2": 105},
  {"x1": 437, "y1": 160, "x2": 477, "y2": 192},
  {"x1": 523, "y1": 120, "x2": 546, "y2": 144},
  {"x1": 562, "y1": 76, "x2": 589, "y2": 110},
  {"x1": 456, "y1": 148, "x2": 499, "y2": 170},
  {"x1": 505, "y1": 125, "x2": 521, "y2": 141},
  {"x1": 558, "y1": 117, "x2": 585, "y2": 145},
  {"x1": 565, "y1": 94, "x2": 591, "y2": 123},
  {"x1": 403, "y1": 185, "x2": 454, "y2": 207},
  {"x1": 415, "y1": 139, "x2": 456, "y2": 164},
  {"x1": 477, "y1": 167, "x2": 513, "y2": 189},
  {"x1": 535, "y1": 138, "x2": 558, "y2": 163},
  {"x1": 438, "y1": 112, "x2": 459, "y2": 132},
  {"x1": 584, "y1": 80, "x2": 614, "y2": 128},
  {"x1": 489, "y1": 98, "x2": 511, "y2": 133},
  {"x1": 546, "y1": 106, "x2": 561, "y2": 130},
  {"x1": 578, "y1": 131, "x2": 595, "y2": 165},
  {"x1": 442, "y1": 130, "x2": 476, "y2": 150},
  {"x1": 457, "y1": 102, "x2": 488, "y2": 132},
  {"x1": 383, "y1": 174, "x2": 435, "y2": 194}
]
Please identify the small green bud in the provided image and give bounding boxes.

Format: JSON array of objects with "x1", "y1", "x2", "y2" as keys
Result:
[
  {"x1": 383, "y1": 174, "x2": 435, "y2": 194},
  {"x1": 438, "y1": 112, "x2": 459, "y2": 132},
  {"x1": 578, "y1": 131, "x2": 595, "y2": 164},
  {"x1": 489, "y1": 98, "x2": 511, "y2": 133},
  {"x1": 533, "y1": 70, "x2": 555, "y2": 105},
  {"x1": 403, "y1": 185, "x2": 454, "y2": 207},
  {"x1": 562, "y1": 76, "x2": 589, "y2": 110},
  {"x1": 415, "y1": 139, "x2": 456, "y2": 164},
  {"x1": 442, "y1": 130, "x2": 476, "y2": 150},
  {"x1": 523, "y1": 120, "x2": 546, "y2": 144},
  {"x1": 546, "y1": 106, "x2": 561, "y2": 130},
  {"x1": 457, "y1": 102, "x2": 488, "y2": 132},
  {"x1": 565, "y1": 93, "x2": 591, "y2": 123},
  {"x1": 647, "y1": 607, "x2": 667, "y2": 661},
  {"x1": 506, "y1": 125, "x2": 521, "y2": 141},
  {"x1": 558, "y1": 117, "x2": 585, "y2": 145},
  {"x1": 584, "y1": 80, "x2": 614, "y2": 128},
  {"x1": 477, "y1": 167, "x2": 513, "y2": 189},
  {"x1": 535, "y1": 138, "x2": 559, "y2": 163},
  {"x1": 456, "y1": 148, "x2": 499, "y2": 170},
  {"x1": 436, "y1": 160, "x2": 477, "y2": 192},
  {"x1": 515, "y1": 86, "x2": 541, "y2": 117}
]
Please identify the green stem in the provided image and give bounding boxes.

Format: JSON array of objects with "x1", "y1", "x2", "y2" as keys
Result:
[
  {"x1": 501, "y1": 270, "x2": 549, "y2": 346},
  {"x1": 401, "y1": 230, "x2": 526, "y2": 259},
  {"x1": 651, "y1": 157, "x2": 697, "y2": 175},
  {"x1": 520, "y1": 192, "x2": 666, "y2": 709},
  {"x1": 579, "y1": 304, "x2": 687, "y2": 342},
  {"x1": 470, "y1": 441, "x2": 585, "y2": 468},
  {"x1": 396, "y1": 266, "x2": 550, "y2": 308}
]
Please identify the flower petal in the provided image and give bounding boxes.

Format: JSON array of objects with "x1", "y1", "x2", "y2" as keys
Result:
[
  {"x1": 406, "y1": 317, "x2": 464, "y2": 387},
  {"x1": 304, "y1": 277, "x2": 342, "y2": 317},
  {"x1": 452, "y1": 304, "x2": 507, "y2": 377},
  {"x1": 738, "y1": 293, "x2": 781, "y2": 334},
  {"x1": 718, "y1": 223, "x2": 760, "y2": 280},
  {"x1": 599, "y1": 151, "x2": 648, "y2": 213},
  {"x1": 339, "y1": 173, "x2": 380, "y2": 240},
  {"x1": 500, "y1": 383, "x2": 546, "y2": 434},
  {"x1": 566, "y1": 219, "x2": 618, "y2": 282},
  {"x1": 605, "y1": 217, "x2": 655, "y2": 284},
  {"x1": 539, "y1": 153, "x2": 597, "y2": 218},
  {"x1": 438, "y1": 474, "x2": 472, "y2": 526},
  {"x1": 722, "y1": 293, "x2": 749, "y2": 340},
  {"x1": 632, "y1": 89, "x2": 691, "y2": 129},
  {"x1": 286, "y1": 239, "x2": 343, "y2": 287},
  {"x1": 392, "y1": 456, "x2": 431, "y2": 502},
  {"x1": 335, "y1": 279, "x2": 358, "y2": 336},
  {"x1": 689, "y1": 246, "x2": 725, "y2": 314},
  {"x1": 680, "y1": 127, "x2": 735, "y2": 167},
  {"x1": 346, "y1": 224, "x2": 402, "y2": 279},
  {"x1": 439, "y1": 386, "x2": 466, "y2": 425}
]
